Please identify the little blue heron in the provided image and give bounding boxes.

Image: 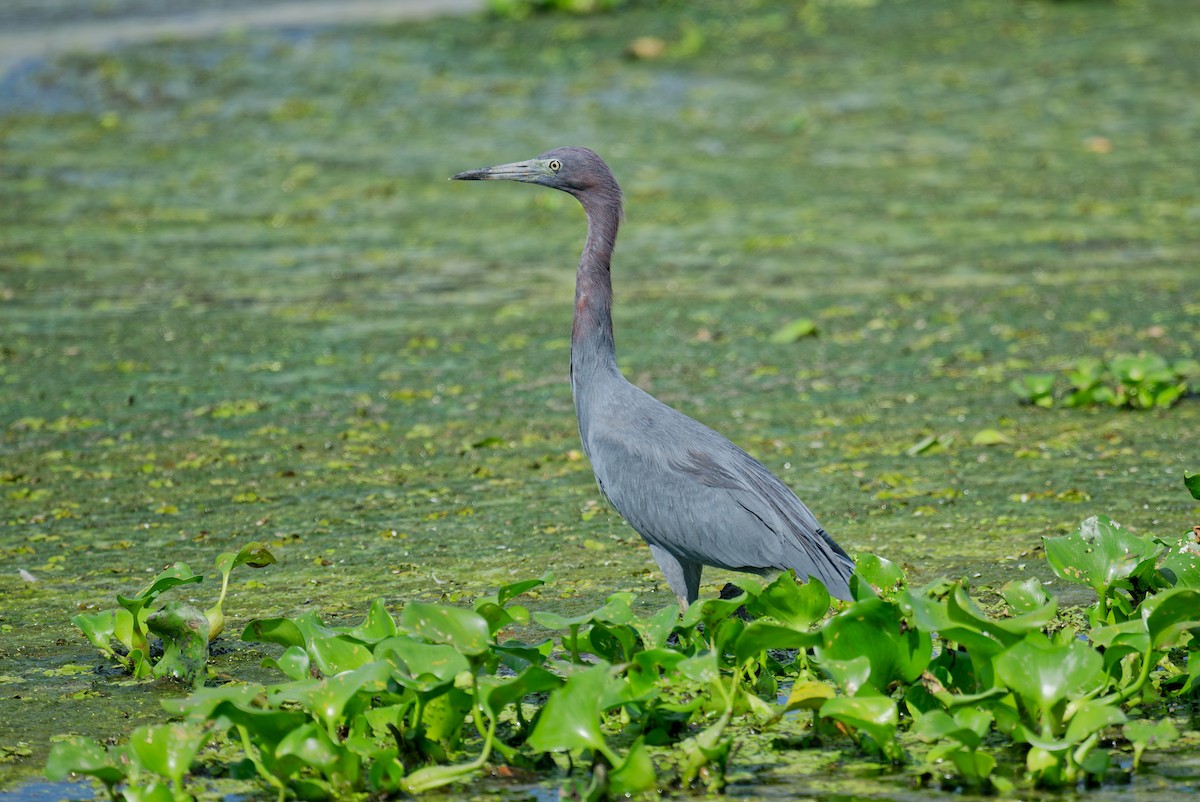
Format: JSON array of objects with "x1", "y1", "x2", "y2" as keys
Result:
[{"x1": 453, "y1": 147, "x2": 854, "y2": 606}]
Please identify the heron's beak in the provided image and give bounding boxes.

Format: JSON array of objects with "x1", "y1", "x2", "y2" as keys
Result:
[{"x1": 451, "y1": 159, "x2": 549, "y2": 183}]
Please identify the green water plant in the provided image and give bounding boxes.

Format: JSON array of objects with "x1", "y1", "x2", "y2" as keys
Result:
[
  {"x1": 1013, "y1": 354, "x2": 1196, "y2": 410},
  {"x1": 71, "y1": 542, "x2": 275, "y2": 686},
  {"x1": 47, "y1": 481, "x2": 1200, "y2": 798}
]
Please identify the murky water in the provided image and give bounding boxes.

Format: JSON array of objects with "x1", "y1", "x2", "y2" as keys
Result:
[{"x1": 1, "y1": 0, "x2": 1197, "y2": 797}]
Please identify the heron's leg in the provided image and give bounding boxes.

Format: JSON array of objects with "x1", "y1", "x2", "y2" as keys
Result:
[{"x1": 648, "y1": 544, "x2": 702, "y2": 609}]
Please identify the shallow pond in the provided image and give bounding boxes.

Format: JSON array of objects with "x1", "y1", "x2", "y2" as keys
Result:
[{"x1": 1, "y1": 0, "x2": 1197, "y2": 798}]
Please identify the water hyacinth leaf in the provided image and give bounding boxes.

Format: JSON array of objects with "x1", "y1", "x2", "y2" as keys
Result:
[
  {"x1": 1186, "y1": 471, "x2": 1200, "y2": 500},
  {"x1": 1011, "y1": 373, "x2": 1056, "y2": 407},
  {"x1": 527, "y1": 662, "x2": 626, "y2": 755},
  {"x1": 400, "y1": 602, "x2": 491, "y2": 656},
  {"x1": 342, "y1": 598, "x2": 398, "y2": 643},
  {"x1": 117, "y1": 564, "x2": 202, "y2": 617},
  {"x1": 638, "y1": 603, "x2": 680, "y2": 649},
  {"x1": 734, "y1": 621, "x2": 819, "y2": 665},
  {"x1": 420, "y1": 686, "x2": 473, "y2": 749},
  {"x1": 376, "y1": 635, "x2": 470, "y2": 686},
  {"x1": 275, "y1": 722, "x2": 340, "y2": 771},
  {"x1": 743, "y1": 570, "x2": 829, "y2": 628},
  {"x1": 818, "y1": 655, "x2": 872, "y2": 696},
  {"x1": 820, "y1": 695, "x2": 900, "y2": 755},
  {"x1": 1043, "y1": 515, "x2": 1161, "y2": 597},
  {"x1": 585, "y1": 620, "x2": 641, "y2": 663},
  {"x1": 242, "y1": 617, "x2": 306, "y2": 650},
  {"x1": 854, "y1": 553, "x2": 905, "y2": 599},
  {"x1": 769, "y1": 317, "x2": 818, "y2": 343},
  {"x1": 609, "y1": 736, "x2": 656, "y2": 796},
  {"x1": 994, "y1": 637, "x2": 1105, "y2": 724},
  {"x1": 126, "y1": 723, "x2": 209, "y2": 785},
  {"x1": 783, "y1": 680, "x2": 835, "y2": 712},
  {"x1": 474, "y1": 600, "x2": 525, "y2": 636},
  {"x1": 950, "y1": 748, "x2": 996, "y2": 783},
  {"x1": 491, "y1": 638, "x2": 554, "y2": 672},
  {"x1": 45, "y1": 738, "x2": 126, "y2": 786},
  {"x1": 72, "y1": 609, "x2": 119, "y2": 660},
  {"x1": 1000, "y1": 577, "x2": 1052, "y2": 615},
  {"x1": 627, "y1": 647, "x2": 688, "y2": 698},
  {"x1": 675, "y1": 650, "x2": 721, "y2": 685},
  {"x1": 533, "y1": 592, "x2": 637, "y2": 631},
  {"x1": 263, "y1": 645, "x2": 312, "y2": 681},
  {"x1": 309, "y1": 632, "x2": 374, "y2": 676},
  {"x1": 299, "y1": 661, "x2": 391, "y2": 732},
  {"x1": 1157, "y1": 533, "x2": 1200, "y2": 589},
  {"x1": 146, "y1": 601, "x2": 210, "y2": 688},
  {"x1": 1064, "y1": 699, "x2": 1126, "y2": 744},
  {"x1": 1125, "y1": 719, "x2": 1179, "y2": 771},
  {"x1": 497, "y1": 577, "x2": 546, "y2": 606},
  {"x1": 1141, "y1": 587, "x2": 1200, "y2": 650},
  {"x1": 210, "y1": 701, "x2": 311, "y2": 750},
  {"x1": 477, "y1": 665, "x2": 561, "y2": 718},
  {"x1": 207, "y1": 543, "x2": 275, "y2": 641},
  {"x1": 815, "y1": 598, "x2": 931, "y2": 694},
  {"x1": 948, "y1": 585, "x2": 1053, "y2": 644},
  {"x1": 915, "y1": 710, "x2": 965, "y2": 746},
  {"x1": 678, "y1": 592, "x2": 747, "y2": 632},
  {"x1": 164, "y1": 683, "x2": 266, "y2": 720},
  {"x1": 215, "y1": 542, "x2": 276, "y2": 575}
]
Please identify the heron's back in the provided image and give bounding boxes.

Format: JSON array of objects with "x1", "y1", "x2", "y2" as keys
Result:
[{"x1": 574, "y1": 375, "x2": 853, "y2": 599}]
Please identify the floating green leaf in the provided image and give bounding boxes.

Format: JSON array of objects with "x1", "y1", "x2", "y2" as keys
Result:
[
  {"x1": 769, "y1": 317, "x2": 818, "y2": 343},
  {"x1": 1185, "y1": 471, "x2": 1200, "y2": 501},
  {"x1": 820, "y1": 695, "x2": 901, "y2": 760},
  {"x1": 400, "y1": 602, "x2": 491, "y2": 657}
]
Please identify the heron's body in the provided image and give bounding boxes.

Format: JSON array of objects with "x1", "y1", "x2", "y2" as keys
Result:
[{"x1": 454, "y1": 147, "x2": 854, "y2": 605}]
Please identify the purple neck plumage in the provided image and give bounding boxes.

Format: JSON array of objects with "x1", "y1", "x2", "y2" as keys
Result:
[{"x1": 570, "y1": 186, "x2": 623, "y2": 383}]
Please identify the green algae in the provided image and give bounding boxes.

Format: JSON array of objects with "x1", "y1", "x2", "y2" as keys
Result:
[{"x1": 1, "y1": 0, "x2": 1198, "y2": 797}]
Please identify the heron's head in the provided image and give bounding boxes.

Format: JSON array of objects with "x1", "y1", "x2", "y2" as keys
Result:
[{"x1": 452, "y1": 147, "x2": 620, "y2": 205}]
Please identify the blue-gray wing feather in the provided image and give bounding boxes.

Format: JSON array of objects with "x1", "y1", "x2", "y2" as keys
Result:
[{"x1": 580, "y1": 383, "x2": 854, "y2": 600}]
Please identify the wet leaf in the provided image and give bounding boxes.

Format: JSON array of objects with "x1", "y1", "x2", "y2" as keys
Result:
[
  {"x1": 782, "y1": 680, "x2": 835, "y2": 712},
  {"x1": 526, "y1": 662, "x2": 625, "y2": 755},
  {"x1": 242, "y1": 617, "x2": 306, "y2": 650},
  {"x1": 769, "y1": 318, "x2": 818, "y2": 343},
  {"x1": 45, "y1": 738, "x2": 126, "y2": 786},
  {"x1": 609, "y1": 736, "x2": 656, "y2": 796},
  {"x1": 308, "y1": 633, "x2": 374, "y2": 676},
  {"x1": 1044, "y1": 515, "x2": 1161, "y2": 599},
  {"x1": 854, "y1": 553, "x2": 904, "y2": 599},
  {"x1": 146, "y1": 601, "x2": 210, "y2": 688},
  {"x1": 400, "y1": 602, "x2": 491, "y2": 656},
  {"x1": 994, "y1": 637, "x2": 1105, "y2": 724},
  {"x1": 276, "y1": 722, "x2": 341, "y2": 770},
  {"x1": 971, "y1": 428, "x2": 1012, "y2": 446},
  {"x1": 743, "y1": 570, "x2": 830, "y2": 628},
  {"x1": 125, "y1": 723, "x2": 209, "y2": 784},
  {"x1": 816, "y1": 598, "x2": 931, "y2": 694},
  {"x1": 820, "y1": 695, "x2": 900, "y2": 757}
]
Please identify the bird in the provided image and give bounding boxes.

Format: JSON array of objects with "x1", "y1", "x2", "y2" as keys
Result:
[{"x1": 452, "y1": 147, "x2": 854, "y2": 606}]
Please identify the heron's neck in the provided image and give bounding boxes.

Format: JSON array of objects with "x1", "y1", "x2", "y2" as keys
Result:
[{"x1": 570, "y1": 195, "x2": 622, "y2": 395}]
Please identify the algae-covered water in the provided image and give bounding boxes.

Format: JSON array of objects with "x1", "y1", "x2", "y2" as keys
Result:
[{"x1": 1, "y1": 0, "x2": 1198, "y2": 798}]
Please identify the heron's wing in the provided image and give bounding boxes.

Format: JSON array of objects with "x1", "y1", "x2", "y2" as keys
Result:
[
  {"x1": 667, "y1": 446, "x2": 854, "y2": 599},
  {"x1": 581, "y1": 385, "x2": 854, "y2": 600}
]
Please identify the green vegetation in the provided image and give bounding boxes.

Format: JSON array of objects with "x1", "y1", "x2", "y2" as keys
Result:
[
  {"x1": 2, "y1": 0, "x2": 1198, "y2": 798},
  {"x1": 71, "y1": 543, "x2": 274, "y2": 686},
  {"x1": 1013, "y1": 354, "x2": 1197, "y2": 410},
  {"x1": 44, "y1": 479, "x2": 1200, "y2": 799}
]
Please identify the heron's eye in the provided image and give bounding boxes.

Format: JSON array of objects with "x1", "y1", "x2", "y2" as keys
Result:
[{"x1": 548, "y1": 159, "x2": 562, "y2": 172}]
